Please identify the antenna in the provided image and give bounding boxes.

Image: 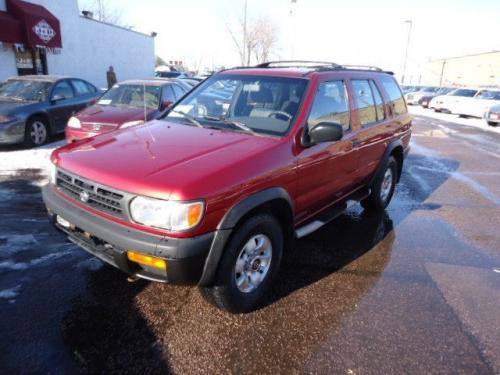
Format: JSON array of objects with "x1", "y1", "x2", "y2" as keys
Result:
[{"x1": 143, "y1": 81, "x2": 156, "y2": 144}]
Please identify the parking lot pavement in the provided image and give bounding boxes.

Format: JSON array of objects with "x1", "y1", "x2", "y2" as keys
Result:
[{"x1": 0, "y1": 115, "x2": 499, "y2": 374}]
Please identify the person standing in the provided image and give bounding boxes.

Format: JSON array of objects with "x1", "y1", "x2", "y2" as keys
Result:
[{"x1": 106, "y1": 66, "x2": 117, "y2": 89}]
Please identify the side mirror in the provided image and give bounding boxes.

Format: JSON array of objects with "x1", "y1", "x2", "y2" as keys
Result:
[
  {"x1": 306, "y1": 122, "x2": 344, "y2": 145},
  {"x1": 51, "y1": 94, "x2": 66, "y2": 103},
  {"x1": 160, "y1": 100, "x2": 173, "y2": 111}
]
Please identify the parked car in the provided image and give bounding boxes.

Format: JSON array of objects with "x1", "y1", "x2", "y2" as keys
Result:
[
  {"x1": 155, "y1": 71, "x2": 192, "y2": 79},
  {"x1": 418, "y1": 87, "x2": 453, "y2": 108},
  {"x1": 454, "y1": 89, "x2": 500, "y2": 118},
  {"x1": 429, "y1": 88, "x2": 478, "y2": 113},
  {"x1": 404, "y1": 86, "x2": 440, "y2": 105},
  {"x1": 66, "y1": 79, "x2": 189, "y2": 142},
  {"x1": 43, "y1": 61, "x2": 411, "y2": 312},
  {"x1": 484, "y1": 103, "x2": 500, "y2": 126},
  {"x1": 0, "y1": 75, "x2": 99, "y2": 147},
  {"x1": 401, "y1": 85, "x2": 423, "y2": 94}
]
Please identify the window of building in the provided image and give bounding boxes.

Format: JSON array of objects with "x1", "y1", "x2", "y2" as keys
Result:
[
  {"x1": 379, "y1": 76, "x2": 407, "y2": 116},
  {"x1": 307, "y1": 80, "x2": 350, "y2": 131}
]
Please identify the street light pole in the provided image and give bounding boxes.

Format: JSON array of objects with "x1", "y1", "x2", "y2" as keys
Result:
[{"x1": 402, "y1": 20, "x2": 412, "y2": 84}]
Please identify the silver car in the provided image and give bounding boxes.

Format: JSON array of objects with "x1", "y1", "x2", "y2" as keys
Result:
[{"x1": 0, "y1": 75, "x2": 100, "y2": 147}]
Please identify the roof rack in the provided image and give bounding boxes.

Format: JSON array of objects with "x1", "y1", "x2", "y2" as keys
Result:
[
  {"x1": 255, "y1": 60, "x2": 340, "y2": 68},
  {"x1": 253, "y1": 61, "x2": 392, "y2": 75}
]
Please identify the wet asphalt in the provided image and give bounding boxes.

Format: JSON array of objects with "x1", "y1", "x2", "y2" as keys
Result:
[{"x1": 0, "y1": 112, "x2": 499, "y2": 374}]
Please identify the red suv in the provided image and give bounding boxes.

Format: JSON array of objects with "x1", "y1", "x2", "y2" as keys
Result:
[
  {"x1": 65, "y1": 79, "x2": 190, "y2": 142},
  {"x1": 43, "y1": 61, "x2": 411, "y2": 312}
]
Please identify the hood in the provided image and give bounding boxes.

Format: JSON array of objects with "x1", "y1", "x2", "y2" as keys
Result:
[
  {"x1": 53, "y1": 119, "x2": 278, "y2": 200},
  {"x1": 76, "y1": 104, "x2": 156, "y2": 125}
]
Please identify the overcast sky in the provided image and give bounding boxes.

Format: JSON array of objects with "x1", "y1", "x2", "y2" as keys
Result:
[{"x1": 79, "y1": 0, "x2": 500, "y2": 76}]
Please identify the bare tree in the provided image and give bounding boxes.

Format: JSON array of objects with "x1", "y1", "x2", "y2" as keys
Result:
[
  {"x1": 81, "y1": 0, "x2": 124, "y2": 25},
  {"x1": 226, "y1": 16, "x2": 278, "y2": 66}
]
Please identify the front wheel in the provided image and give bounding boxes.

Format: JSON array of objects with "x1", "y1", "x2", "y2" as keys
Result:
[
  {"x1": 24, "y1": 116, "x2": 49, "y2": 147},
  {"x1": 361, "y1": 156, "x2": 398, "y2": 212},
  {"x1": 487, "y1": 121, "x2": 497, "y2": 127},
  {"x1": 201, "y1": 213, "x2": 283, "y2": 313}
]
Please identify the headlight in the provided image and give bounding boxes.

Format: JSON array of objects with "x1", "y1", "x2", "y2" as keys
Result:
[
  {"x1": 48, "y1": 160, "x2": 57, "y2": 184},
  {"x1": 0, "y1": 114, "x2": 17, "y2": 124},
  {"x1": 130, "y1": 196, "x2": 204, "y2": 231},
  {"x1": 120, "y1": 120, "x2": 144, "y2": 129},
  {"x1": 67, "y1": 116, "x2": 81, "y2": 128}
]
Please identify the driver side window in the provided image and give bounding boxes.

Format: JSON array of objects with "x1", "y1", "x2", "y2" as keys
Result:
[
  {"x1": 307, "y1": 81, "x2": 350, "y2": 131},
  {"x1": 52, "y1": 81, "x2": 74, "y2": 100}
]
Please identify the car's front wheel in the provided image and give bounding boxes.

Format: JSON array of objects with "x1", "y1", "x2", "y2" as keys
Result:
[
  {"x1": 361, "y1": 156, "x2": 398, "y2": 212},
  {"x1": 24, "y1": 116, "x2": 49, "y2": 147},
  {"x1": 487, "y1": 121, "x2": 497, "y2": 127},
  {"x1": 201, "y1": 213, "x2": 283, "y2": 313}
]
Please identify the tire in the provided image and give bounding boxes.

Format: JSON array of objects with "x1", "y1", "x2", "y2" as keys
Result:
[
  {"x1": 201, "y1": 213, "x2": 283, "y2": 313},
  {"x1": 487, "y1": 121, "x2": 497, "y2": 127},
  {"x1": 361, "y1": 156, "x2": 398, "y2": 213},
  {"x1": 24, "y1": 116, "x2": 49, "y2": 147}
]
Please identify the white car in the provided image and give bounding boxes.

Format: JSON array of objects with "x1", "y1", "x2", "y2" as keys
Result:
[
  {"x1": 453, "y1": 89, "x2": 500, "y2": 118},
  {"x1": 485, "y1": 103, "x2": 500, "y2": 126},
  {"x1": 404, "y1": 86, "x2": 440, "y2": 105},
  {"x1": 429, "y1": 88, "x2": 478, "y2": 113}
]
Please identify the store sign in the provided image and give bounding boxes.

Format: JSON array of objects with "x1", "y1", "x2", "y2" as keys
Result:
[{"x1": 32, "y1": 19, "x2": 56, "y2": 44}]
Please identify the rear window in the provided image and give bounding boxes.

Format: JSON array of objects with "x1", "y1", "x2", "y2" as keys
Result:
[{"x1": 379, "y1": 76, "x2": 407, "y2": 116}]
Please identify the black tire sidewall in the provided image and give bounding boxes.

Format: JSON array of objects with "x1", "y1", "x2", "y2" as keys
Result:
[
  {"x1": 215, "y1": 213, "x2": 283, "y2": 312},
  {"x1": 25, "y1": 117, "x2": 48, "y2": 147}
]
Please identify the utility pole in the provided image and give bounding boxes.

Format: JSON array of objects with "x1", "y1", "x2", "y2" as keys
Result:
[
  {"x1": 439, "y1": 59, "x2": 446, "y2": 86},
  {"x1": 401, "y1": 20, "x2": 412, "y2": 84},
  {"x1": 243, "y1": 0, "x2": 248, "y2": 66}
]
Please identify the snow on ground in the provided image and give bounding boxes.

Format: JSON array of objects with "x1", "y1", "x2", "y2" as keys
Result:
[
  {"x1": 0, "y1": 140, "x2": 65, "y2": 177},
  {"x1": 409, "y1": 106, "x2": 500, "y2": 135}
]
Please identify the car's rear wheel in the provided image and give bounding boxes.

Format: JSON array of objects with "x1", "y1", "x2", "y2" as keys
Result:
[
  {"x1": 24, "y1": 116, "x2": 49, "y2": 147},
  {"x1": 361, "y1": 156, "x2": 398, "y2": 212},
  {"x1": 201, "y1": 213, "x2": 283, "y2": 313}
]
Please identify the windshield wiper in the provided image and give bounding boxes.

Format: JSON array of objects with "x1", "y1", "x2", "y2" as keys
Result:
[
  {"x1": 169, "y1": 110, "x2": 203, "y2": 128},
  {"x1": 202, "y1": 115, "x2": 256, "y2": 135}
]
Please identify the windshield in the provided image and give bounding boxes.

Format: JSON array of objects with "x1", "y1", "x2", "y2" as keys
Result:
[
  {"x1": 449, "y1": 89, "x2": 477, "y2": 97},
  {"x1": 0, "y1": 80, "x2": 51, "y2": 102},
  {"x1": 476, "y1": 90, "x2": 500, "y2": 100},
  {"x1": 438, "y1": 88, "x2": 453, "y2": 95},
  {"x1": 98, "y1": 84, "x2": 161, "y2": 109},
  {"x1": 164, "y1": 75, "x2": 308, "y2": 136}
]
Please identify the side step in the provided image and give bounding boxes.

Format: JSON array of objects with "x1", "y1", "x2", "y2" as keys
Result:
[{"x1": 295, "y1": 188, "x2": 371, "y2": 239}]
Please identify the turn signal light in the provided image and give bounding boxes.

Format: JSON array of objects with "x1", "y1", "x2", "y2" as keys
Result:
[{"x1": 127, "y1": 251, "x2": 167, "y2": 270}]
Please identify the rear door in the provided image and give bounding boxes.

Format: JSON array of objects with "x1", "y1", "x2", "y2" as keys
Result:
[
  {"x1": 348, "y1": 78, "x2": 394, "y2": 184},
  {"x1": 296, "y1": 79, "x2": 359, "y2": 221}
]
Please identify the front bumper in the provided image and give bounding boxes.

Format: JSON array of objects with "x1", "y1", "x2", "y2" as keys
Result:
[
  {"x1": 42, "y1": 184, "x2": 214, "y2": 284},
  {"x1": 0, "y1": 120, "x2": 25, "y2": 145}
]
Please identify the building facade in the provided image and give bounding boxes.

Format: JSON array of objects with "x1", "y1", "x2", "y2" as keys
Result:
[
  {"x1": 0, "y1": 0, "x2": 155, "y2": 88},
  {"x1": 423, "y1": 50, "x2": 500, "y2": 87}
]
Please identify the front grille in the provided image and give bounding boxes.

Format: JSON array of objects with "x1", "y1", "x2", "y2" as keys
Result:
[
  {"x1": 81, "y1": 122, "x2": 117, "y2": 132},
  {"x1": 56, "y1": 170, "x2": 125, "y2": 218}
]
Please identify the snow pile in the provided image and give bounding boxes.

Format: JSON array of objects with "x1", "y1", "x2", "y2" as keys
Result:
[{"x1": 0, "y1": 140, "x2": 65, "y2": 176}]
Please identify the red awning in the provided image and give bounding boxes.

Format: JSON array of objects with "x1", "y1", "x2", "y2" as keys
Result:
[
  {"x1": 6, "y1": 0, "x2": 62, "y2": 48},
  {"x1": 0, "y1": 11, "x2": 24, "y2": 44}
]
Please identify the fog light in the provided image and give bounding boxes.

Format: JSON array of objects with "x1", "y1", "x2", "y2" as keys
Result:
[{"x1": 127, "y1": 251, "x2": 167, "y2": 270}]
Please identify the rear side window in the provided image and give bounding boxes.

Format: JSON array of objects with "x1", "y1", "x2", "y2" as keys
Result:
[
  {"x1": 162, "y1": 85, "x2": 176, "y2": 103},
  {"x1": 308, "y1": 80, "x2": 350, "y2": 131},
  {"x1": 352, "y1": 80, "x2": 377, "y2": 126},
  {"x1": 369, "y1": 81, "x2": 385, "y2": 121},
  {"x1": 71, "y1": 80, "x2": 91, "y2": 95},
  {"x1": 380, "y1": 76, "x2": 407, "y2": 116},
  {"x1": 171, "y1": 84, "x2": 186, "y2": 99}
]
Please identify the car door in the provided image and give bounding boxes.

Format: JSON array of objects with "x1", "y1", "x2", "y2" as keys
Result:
[
  {"x1": 348, "y1": 78, "x2": 394, "y2": 184},
  {"x1": 295, "y1": 79, "x2": 359, "y2": 221},
  {"x1": 70, "y1": 79, "x2": 97, "y2": 113},
  {"x1": 47, "y1": 79, "x2": 78, "y2": 132}
]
